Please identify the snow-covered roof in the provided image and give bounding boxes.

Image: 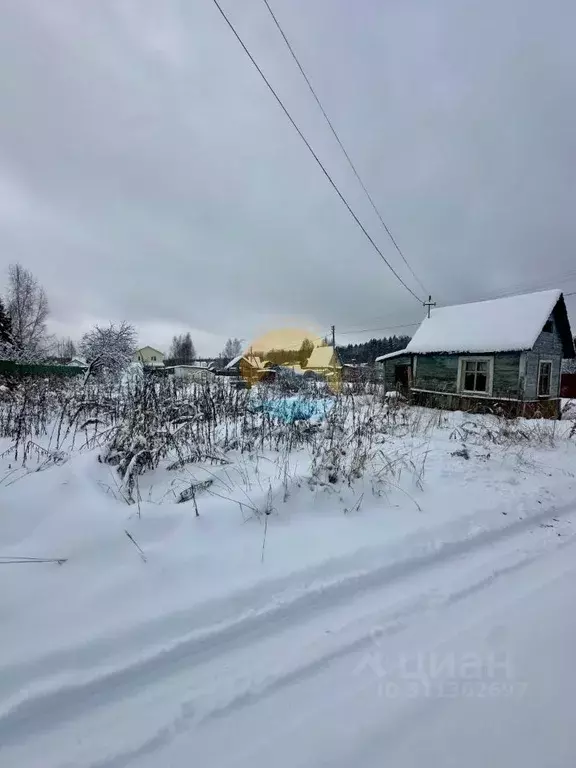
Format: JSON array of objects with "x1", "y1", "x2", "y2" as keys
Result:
[
  {"x1": 224, "y1": 354, "x2": 264, "y2": 370},
  {"x1": 306, "y1": 346, "x2": 340, "y2": 369},
  {"x1": 406, "y1": 290, "x2": 565, "y2": 355},
  {"x1": 136, "y1": 346, "x2": 164, "y2": 357},
  {"x1": 375, "y1": 349, "x2": 410, "y2": 362},
  {"x1": 68, "y1": 357, "x2": 88, "y2": 367},
  {"x1": 224, "y1": 354, "x2": 243, "y2": 369},
  {"x1": 274, "y1": 364, "x2": 305, "y2": 375}
]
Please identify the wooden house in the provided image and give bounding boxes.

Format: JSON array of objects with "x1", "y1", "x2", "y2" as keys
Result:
[
  {"x1": 376, "y1": 290, "x2": 575, "y2": 418},
  {"x1": 223, "y1": 354, "x2": 268, "y2": 386},
  {"x1": 134, "y1": 347, "x2": 165, "y2": 368},
  {"x1": 305, "y1": 346, "x2": 342, "y2": 376}
]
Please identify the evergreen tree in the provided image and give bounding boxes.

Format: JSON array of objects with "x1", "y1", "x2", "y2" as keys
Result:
[
  {"x1": 0, "y1": 297, "x2": 12, "y2": 346},
  {"x1": 337, "y1": 334, "x2": 411, "y2": 364},
  {"x1": 298, "y1": 338, "x2": 315, "y2": 366}
]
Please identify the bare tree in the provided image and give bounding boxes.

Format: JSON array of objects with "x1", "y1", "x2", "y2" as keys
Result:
[
  {"x1": 221, "y1": 337, "x2": 243, "y2": 360},
  {"x1": 80, "y1": 321, "x2": 137, "y2": 381},
  {"x1": 170, "y1": 333, "x2": 196, "y2": 363},
  {"x1": 6, "y1": 264, "x2": 49, "y2": 356},
  {"x1": 56, "y1": 337, "x2": 77, "y2": 360}
]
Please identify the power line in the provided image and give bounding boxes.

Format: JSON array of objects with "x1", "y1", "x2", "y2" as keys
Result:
[
  {"x1": 338, "y1": 284, "x2": 576, "y2": 338},
  {"x1": 337, "y1": 321, "x2": 420, "y2": 336},
  {"x1": 447, "y1": 270, "x2": 576, "y2": 308},
  {"x1": 260, "y1": 0, "x2": 429, "y2": 299},
  {"x1": 452, "y1": 267, "x2": 576, "y2": 308},
  {"x1": 210, "y1": 0, "x2": 425, "y2": 305},
  {"x1": 248, "y1": 333, "x2": 327, "y2": 353},
  {"x1": 243, "y1": 322, "x2": 418, "y2": 353},
  {"x1": 241, "y1": 284, "x2": 576, "y2": 357}
]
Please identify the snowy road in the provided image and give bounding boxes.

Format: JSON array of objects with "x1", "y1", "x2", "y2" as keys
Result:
[
  {"x1": 141, "y1": 524, "x2": 576, "y2": 768},
  {"x1": 2, "y1": 501, "x2": 576, "y2": 767}
]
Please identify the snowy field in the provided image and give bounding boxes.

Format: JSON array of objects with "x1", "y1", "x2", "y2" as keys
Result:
[{"x1": 1, "y1": 377, "x2": 576, "y2": 767}]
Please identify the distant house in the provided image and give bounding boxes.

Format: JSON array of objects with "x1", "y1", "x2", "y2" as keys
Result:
[
  {"x1": 188, "y1": 360, "x2": 217, "y2": 370},
  {"x1": 376, "y1": 290, "x2": 575, "y2": 418},
  {"x1": 42, "y1": 356, "x2": 88, "y2": 370},
  {"x1": 223, "y1": 354, "x2": 262, "y2": 371},
  {"x1": 305, "y1": 346, "x2": 342, "y2": 378},
  {"x1": 341, "y1": 363, "x2": 372, "y2": 383},
  {"x1": 134, "y1": 347, "x2": 165, "y2": 368},
  {"x1": 223, "y1": 354, "x2": 267, "y2": 386},
  {"x1": 46, "y1": 356, "x2": 71, "y2": 365},
  {"x1": 68, "y1": 356, "x2": 88, "y2": 369},
  {"x1": 169, "y1": 365, "x2": 216, "y2": 382},
  {"x1": 165, "y1": 357, "x2": 216, "y2": 369}
]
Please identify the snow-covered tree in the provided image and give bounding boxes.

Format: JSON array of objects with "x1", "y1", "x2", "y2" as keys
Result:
[
  {"x1": 0, "y1": 294, "x2": 49, "y2": 362},
  {"x1": 6, "y1": 263, "x2": 49, "y2": 355},
  {"x1": 80, "y1": 321, "x2": 137, "y2": 380}
]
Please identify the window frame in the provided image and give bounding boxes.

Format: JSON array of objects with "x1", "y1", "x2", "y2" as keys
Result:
[
  {"x1": 537, "y1": 359, "x2": 553, "y2": 397},
  {"x1": 457, "y1": 356, "x2": 494, "y2": 396}
]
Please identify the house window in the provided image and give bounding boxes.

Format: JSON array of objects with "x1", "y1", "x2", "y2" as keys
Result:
[
  {"x1": 459, "y1": 357, "x2": 493, "y2": 395},
  {"x1": 151, "y1": 356, "x2": 157, "y2": 361},
  {"x1": 538, "y1": 361, "x2": 552, "y2": 396},
  {"x1": 543, "y1": 320, "x2": 554, "y2": 333}
]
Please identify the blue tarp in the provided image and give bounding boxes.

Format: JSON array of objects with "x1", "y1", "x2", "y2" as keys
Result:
[{"x1": 251, "y1": 395, "x2": 333, "y2": 423}]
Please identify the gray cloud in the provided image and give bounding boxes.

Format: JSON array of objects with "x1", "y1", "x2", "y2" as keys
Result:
[{"x1": 1, "y1": 0, "x2": 575, "y2": 354}]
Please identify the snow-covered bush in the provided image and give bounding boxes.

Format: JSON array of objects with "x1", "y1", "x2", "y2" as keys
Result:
[
  {"x1": 80, "y1": 322, "x2": 137, "y2": 380},
  {"x1": 449, "y1": 416, "x2": 558, "y2": 448}
]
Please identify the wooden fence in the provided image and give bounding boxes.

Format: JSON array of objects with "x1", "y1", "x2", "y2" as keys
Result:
[{"x1": 0, "y1": 361, "x2": 86, "y2": 378}]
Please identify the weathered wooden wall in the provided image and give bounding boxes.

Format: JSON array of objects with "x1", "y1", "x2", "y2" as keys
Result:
[
  {"x1": 412, "y1": 390, "x2": 561, "y2": 418},
  {"x1": 412, "y1": 353, "x2": 521, "y2": 397},
  {"x1": 380, "y1": 356, "x2": 412, "y2": 388},
  {"x1": 492, "y1": 353, "x2": 522, "y2": 397},
  {"x1": 523, "y1": 318, "x2": 564, "y2": 399},
  {"x1": 413, "y1": 355, "x2": 458, "y2": 393}
]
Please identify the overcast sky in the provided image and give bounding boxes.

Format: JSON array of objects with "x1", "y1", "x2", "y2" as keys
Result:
[{"x1": 1, "y1": 0, "x2": 576, "y2": 355}]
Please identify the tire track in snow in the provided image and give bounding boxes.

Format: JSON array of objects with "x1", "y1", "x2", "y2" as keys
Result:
[
  {"x1": 0, "y1": 501, "x2": 573, "y2": 752},
  {"x1": 85, "y1": 535, "x2": 576, "y2": 768},
  {"x1": 2, "y1": 490, "x2": 571, "y2": 694}
]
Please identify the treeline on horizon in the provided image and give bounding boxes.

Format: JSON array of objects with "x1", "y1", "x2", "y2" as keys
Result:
[{"x1": 337, "y1": 335, "x2": 411, "y2": 364}]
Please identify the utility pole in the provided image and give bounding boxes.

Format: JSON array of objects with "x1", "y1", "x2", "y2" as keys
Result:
[
  {"x1": 331, "y1": 324, "x2": 336, "y2": 348},
  {"x1": 423, "y1": 295, "x2": 436, "y2": 319}
]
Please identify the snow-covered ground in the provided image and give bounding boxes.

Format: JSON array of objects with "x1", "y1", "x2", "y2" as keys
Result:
[{"x1": 2, "y1": 391, "x2": 576, "y2": 766}]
